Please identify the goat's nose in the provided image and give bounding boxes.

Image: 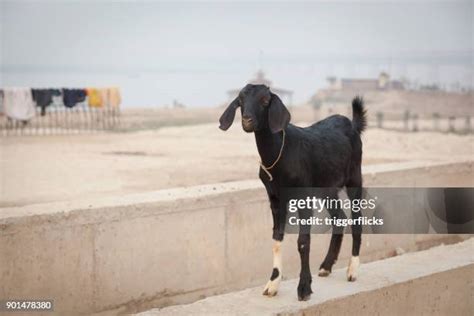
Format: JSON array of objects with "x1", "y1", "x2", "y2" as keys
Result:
[{"x1": 242, "y1": 115, "x2": 254, "y2": 132}]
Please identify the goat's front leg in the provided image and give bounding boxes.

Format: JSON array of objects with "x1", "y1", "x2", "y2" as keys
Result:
[
  {"x1": 297, "y1": 233, "x2": 312, "y2": 301},
  {"x1": 262, "y1": 239, "x2": 283, "y2": 297},
  {"x1": 263, "y1": 204, "x2": 284, "y2": 297}
]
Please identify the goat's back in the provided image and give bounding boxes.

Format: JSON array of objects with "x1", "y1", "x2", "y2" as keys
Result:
[{"x1": 281, "y1": 115, "x2": 362, "y2": 187}]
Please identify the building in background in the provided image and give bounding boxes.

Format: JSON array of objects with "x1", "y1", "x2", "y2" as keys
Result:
[
  {"x1": 311, "y1": 72, "x2": 407, "y2": 108},
  {"x1": 327, "y1": 72, "x2": 405, "y2": 92}
]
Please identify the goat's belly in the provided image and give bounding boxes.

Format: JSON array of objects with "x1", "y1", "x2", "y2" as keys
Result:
[
  {"x1": 277, "y1": 170, "x2": 312, "y2": 187},
  {"x1": 277, "y1": 172, "x2": 343, "y2": 188},
  {"x1": 312, "y1": 172, "x2": 346, "y2": 188}
]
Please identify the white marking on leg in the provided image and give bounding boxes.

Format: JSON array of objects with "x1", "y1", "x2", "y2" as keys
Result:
[
  {"x1": 263, "y1": 241, "x2": 282, "y2": 297},
  {"x1": 347, "y1": 256, "x2": 360, "y2": 282},
  {"x1": 318, "y1": 268, "x2": 331, "y2": 277}
]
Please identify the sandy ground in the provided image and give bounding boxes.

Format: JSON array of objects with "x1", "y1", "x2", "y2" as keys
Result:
[{"x1": 1, "y1": 122, "x2": 473, "y2": 207}]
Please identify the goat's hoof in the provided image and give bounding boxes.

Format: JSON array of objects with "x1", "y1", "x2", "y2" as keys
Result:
[
  {"x1": 262, "y1": 280, "x2": 279, "y2": 297},
  {"x1": 298, "y1": 294, "x2": 312, "y2": 301},
  {"x1": 318, "y1": 268, "x2": 331, "y2": 277},
  {"x1": 262, "y1": 288, "x2": 278, "y2": 297},
  {"x1": 297, "y1": 280, "x2": 312, "y2": 301},
  {"x1": 346, "y1": 256, "x2": 359, "y2": 282}
]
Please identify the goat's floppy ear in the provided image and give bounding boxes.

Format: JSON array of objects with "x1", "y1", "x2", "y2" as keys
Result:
[
  {"x1": 219, "y1": 97, "x2": 240, "y2": 131},
  {"x1": 268, "y1": 93, "x2": 291, "y2": 133}
]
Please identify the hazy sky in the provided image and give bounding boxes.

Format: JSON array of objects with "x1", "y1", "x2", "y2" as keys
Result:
[{"x1": 1, "y1": 0, "x2": 472, "y2": 106}]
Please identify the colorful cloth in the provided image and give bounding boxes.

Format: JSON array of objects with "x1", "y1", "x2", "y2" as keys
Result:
[
  {"x1": 32, "y1": 89, "x2": 61, "y2": 116},
  {"x1": 0, "y1": 89, "x2": 3, "y2": 114},
  {"x1": 99, "y1": 88, "x2": 109, "y2": 107},
  {"x1": 108, "y1": 87, "x2": 121, "y2": 107},
  {"x1": 3, "y1": 87, "x2": 36, "y2": 121},
  {"x1": 62, "y1": 88, "x2": 87, "y2": 108},
  {"x1": 86, "y1": 88, "x2": 103, "y2": 108}
]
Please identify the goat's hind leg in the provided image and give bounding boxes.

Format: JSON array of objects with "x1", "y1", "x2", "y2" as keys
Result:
[
  {"x1": 347, "y1": 186, "x2": 363, "y2": 282},
  {"x1": 319, "y1": 190, "x2": 346, "y2": 277},
  {"x1": 318, "y1": 234, "x2": 343, "y2": 277}
]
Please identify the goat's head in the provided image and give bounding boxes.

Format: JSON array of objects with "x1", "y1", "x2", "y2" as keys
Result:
[{"x1": 219, "y1": 84, "x2": 291, "y2": 133}]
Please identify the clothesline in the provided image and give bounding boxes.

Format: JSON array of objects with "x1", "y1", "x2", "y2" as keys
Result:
[
  {"x1": 0, "y1": 87, "x2": 121, "y2": 121},
  {"x1": 0, "y1": 87, "x2": 122, "y2": 136}
]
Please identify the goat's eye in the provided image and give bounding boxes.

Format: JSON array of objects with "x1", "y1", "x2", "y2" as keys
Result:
[{"x1": 262, "y1": 98, "x2": 270, "y2": 106}]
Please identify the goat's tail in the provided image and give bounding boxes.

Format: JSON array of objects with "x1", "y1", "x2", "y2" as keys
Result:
[{"x1": 351, "y1": 96, "x2": 367, "y2": 134}]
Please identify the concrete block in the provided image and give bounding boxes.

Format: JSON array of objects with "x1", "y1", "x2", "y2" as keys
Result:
[{"x1": 138, "y1": 239, "x2": 473, "y2": 316}]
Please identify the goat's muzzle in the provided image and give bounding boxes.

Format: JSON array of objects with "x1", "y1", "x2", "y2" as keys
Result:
[{"x1": 242, "y1": 117, "x2": 254, "y2": 132}]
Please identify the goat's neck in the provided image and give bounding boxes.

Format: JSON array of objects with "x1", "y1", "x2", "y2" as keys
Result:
[{"x1": 254, "y1": 129, "x2": 283, "y2": 167}]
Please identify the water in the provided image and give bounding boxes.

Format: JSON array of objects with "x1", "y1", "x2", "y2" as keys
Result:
[{"x1": 1, "y1": 62, "x2": 471, "y2": 108}]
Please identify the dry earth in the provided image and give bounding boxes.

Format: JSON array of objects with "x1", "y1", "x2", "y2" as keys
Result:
[{"x1": 1, "y1": 122, "x2": 472, "y2": 207}]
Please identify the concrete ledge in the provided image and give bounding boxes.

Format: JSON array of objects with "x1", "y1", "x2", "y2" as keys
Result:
[
  {"x1": 0, "y1": 160, "x2": 472, "y2": 314},
  {"x1": 0, "y1": 160, "x2": 472, "y2": 223},
  {"x1": 138, "y1": 239, "x2": 474, "y2": 316}
]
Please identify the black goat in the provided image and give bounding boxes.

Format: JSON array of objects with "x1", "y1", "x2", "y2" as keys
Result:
[{"x1": 219, "y1": 84, "x2": 367, "y2": 301}]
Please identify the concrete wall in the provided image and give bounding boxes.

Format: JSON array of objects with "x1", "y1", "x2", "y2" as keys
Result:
[
  {"x1": 305, "y1": 265, "x2": 473, "y2": 316},
  {"x1": 140, "y1": 239, "x2": 473, "y2": 316},
  {"x1": 0, "y1": 160, "x2": 472, "y2": 315}
]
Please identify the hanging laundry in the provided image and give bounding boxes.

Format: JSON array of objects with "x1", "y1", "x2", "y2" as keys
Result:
[
  {"x1": 86, "y1": 88, "x2": 103, "y2": 108},
  {"x1": 108, "y1": 87, "x2": 121, "y2": 107},
  {"x1": 32, "y1": 89, "x2": 61, "y2": 116},
  {"x1": 52, "y1": 90, "x2": 63, "y2": 106},
  {"x1": 99, "y1": 88, "x2": 109, "y2": 107},
  {"x1": 62, "y1": 88, "x2": 87, "y2": 108},
  {"x1": 3, "y1": 88, "x2": 36, "y2": 121},
  {"x1": 0, "y1": 89, "x2": 4, "y2": 114}
]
